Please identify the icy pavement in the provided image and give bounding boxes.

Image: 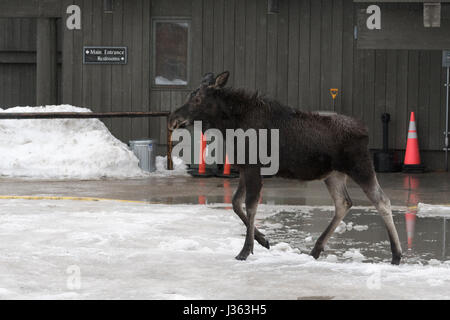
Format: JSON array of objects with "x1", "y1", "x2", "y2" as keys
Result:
[{"x1": 0, "y1": 199, "x2": 449, "y2": 299}]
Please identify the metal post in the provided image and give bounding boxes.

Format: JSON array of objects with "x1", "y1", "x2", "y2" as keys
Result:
[
  {"x1": 167, "y1": 117, "x2": 174, "y2": 171},
  {"x1": 446, "y1": 67, "x2": 449, "y2": 171},
  {"x1": 443, "y1": 218, "x2": 447, "y2": 259}
]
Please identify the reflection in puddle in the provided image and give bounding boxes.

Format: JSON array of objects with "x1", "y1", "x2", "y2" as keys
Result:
[
  {"x1": 405, "y1": 212, "x2": 416, "y2": 250},
  {"x1": 260, "y1": 207, "x2": 449, "y2": 265}
]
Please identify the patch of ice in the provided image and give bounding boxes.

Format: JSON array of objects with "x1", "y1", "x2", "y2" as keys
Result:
[
  {"x1": 343, "y1": 249, "x2": 365, "y2": 262},
  {"x1": 335, "y1": 221, "x2": 347, "y2": 234},
  {"x1": 159, "y1": 239, "x2": 202, "y2": 251},
  {"x1": 325, "y1": 255, "x2": 338, "y2": 263},
  {"x1": 417, "y1": 203, "x2": 450, "y2": 217},
  {"x1": 335, "y1": 221, "x2": 368, "y2": 234},
  {"x1": 263, "y1": 222, "x2": 283, "y2": 229},
  {"x1": 428, "y1": 259, "x2": 441, "y2": 266},
  {"x1": 353, "y1": 224, "x2": 369, "y2": 231},
  {"x1": 271, "y1": 242, "x2": 299, "y2": 253}
]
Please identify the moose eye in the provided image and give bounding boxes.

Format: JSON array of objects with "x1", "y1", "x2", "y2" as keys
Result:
[{"x1": 193, "y1": 96, "x2": 202, "y2": 104}]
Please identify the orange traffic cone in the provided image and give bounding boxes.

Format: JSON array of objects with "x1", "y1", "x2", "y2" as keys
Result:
[
  {"x1": 403, "y1": 112, "x2": 425, "y2": 173},
  {"x1": 190, "y1": 132, "x2": 214, "y2": 177},
  {"x1": 223, "y1": 155, "x2": 231, "y2": 175},
  {"x1": 215, "y1": 153, "x2": 239, "y2": 178}
]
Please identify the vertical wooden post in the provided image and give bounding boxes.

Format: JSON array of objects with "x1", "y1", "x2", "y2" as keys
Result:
[
  {"x1": 167, "y1": 116, "x2": 173, "y2": 170},
  {"x1": 36, "y1": 18, "x2": 57, "y2": 106}
]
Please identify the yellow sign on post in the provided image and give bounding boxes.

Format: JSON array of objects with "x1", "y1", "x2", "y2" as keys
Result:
[{"x1": 330, "y1": 88, "x2": 339, "y2": 100}]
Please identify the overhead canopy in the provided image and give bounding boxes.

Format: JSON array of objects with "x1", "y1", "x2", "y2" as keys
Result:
[
  {"x1": 356, "y1": 2, "x2": 450, "y2": 49},
  {"x1": 0, "y1": 0, "x2": 62, "y2": 18},
  {"x1": 354, "y1": 0, "x2": 450, "y2": 2}
]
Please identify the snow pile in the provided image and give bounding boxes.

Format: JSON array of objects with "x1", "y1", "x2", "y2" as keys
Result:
[
  {"x1": 155, "y1": 76, "x2": 187, "y2": 86},
  {"x1": 0, "y1": 105, "x2": 148, "y2": 179},
  {"x1": 0, "y1": 105, "x2": 188, "y2": 179},
  {"x1": 154, "y1": 155, "x2": 188, "y2": 177},
  {"x1": 0, "y1": 200, "x2": 449, "y2": 299},
  {"x1": 417, "y1": 203, "x2": 450, "y2": 217}
]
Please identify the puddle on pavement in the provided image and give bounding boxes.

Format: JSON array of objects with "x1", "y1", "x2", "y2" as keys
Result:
[
  {"x1": 145, "y1": 198, "x2": 449, "y2": 264},
  {"x1": 147, "y1": 176, "x2": 449, "y2": 264},
  {"x1": 259, "y1": 207, "x2": 449, "y2": 265}
]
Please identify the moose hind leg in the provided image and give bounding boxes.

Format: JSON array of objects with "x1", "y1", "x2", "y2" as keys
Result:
[
  {"x1": 235, "y1": 167, "x2": 262, "y2": 261},
  {"x1": 232, "y1": 170, "x2": 269, "y2": 249},
  {"x1": 356, "y1": 174, "x2": 402, "y2": 265},
  {"x1": 311, "y1": 172, "x2": 352, "y2": 259}
]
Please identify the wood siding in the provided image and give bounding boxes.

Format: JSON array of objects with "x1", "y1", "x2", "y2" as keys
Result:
[
  {"x1": 356, "y1": 3, "x2": 450, "y2": 50},
  {"x1": 145, "y1": 0, "x2": 448, "y2": 153},
  {"x1": 0, "y1": 0, "x2": 448, "y2": 158},
  {"x1": 0, "y1": 17, "x2": 62, "y2": 108}
]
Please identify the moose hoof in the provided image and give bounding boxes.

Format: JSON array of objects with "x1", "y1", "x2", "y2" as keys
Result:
[
  {"x1": 310, "y1": 247, "x2": 323, "y2": 260},
  {"x1": 391, "y1": 254, "x2": 402, "y2": 265},
  {"x1": 257, "y1": 236, "x2": 270, "y2": 250},
  {"x1": 235, "y1": 247, "x2": 252, "y2": 261}
]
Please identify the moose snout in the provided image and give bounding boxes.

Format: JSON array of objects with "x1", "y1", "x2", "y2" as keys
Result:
[{"x1": 168, "y1": 114, "x2": 189, "y2": 131}]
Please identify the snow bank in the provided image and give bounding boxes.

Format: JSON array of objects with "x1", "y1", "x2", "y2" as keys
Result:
[
  {"x1": 155, "y1": 76, "x2": 187, "y2": 86},
  {"x1": 0, "y1": 200, "x2": 449, "y2": 299},
  {"x1": 0, "y1": 105, "x2": 145, "y2": 179},
  {"x1": 0, "y1": 105, "x2": 187, "y2": 179},
  {"x1": 153, "y1": 155, "x2": 189, "y2": 177},
  {"x1": 417, "y1": 203, "x2": 450, "y2": 217}
]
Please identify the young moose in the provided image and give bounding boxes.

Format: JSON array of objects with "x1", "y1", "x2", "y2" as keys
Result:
[{"x1": 168, "y1": 71, "x2": 402, "y2": 265}]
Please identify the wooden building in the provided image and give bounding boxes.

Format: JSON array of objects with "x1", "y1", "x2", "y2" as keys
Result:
[{"x1": 0, "y1": 0, "x2": 449, "y2": 169}]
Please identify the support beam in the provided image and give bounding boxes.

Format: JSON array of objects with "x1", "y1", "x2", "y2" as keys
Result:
[{"x1": 36, "y1": 18, "x2": 57, "y2": 106}]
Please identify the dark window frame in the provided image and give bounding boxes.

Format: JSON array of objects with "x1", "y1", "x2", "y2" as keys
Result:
[{"x1": 151, "y1": 17, "x2": 191, "y2": 89}]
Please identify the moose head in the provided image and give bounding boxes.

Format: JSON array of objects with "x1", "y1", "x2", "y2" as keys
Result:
[{"x1": 168, "y1": 71, "x2": 231, "y2": 131}]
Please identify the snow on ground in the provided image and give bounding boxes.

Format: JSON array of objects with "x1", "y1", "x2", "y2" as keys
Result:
[
  {"x1": 0, "y1": 105, "x2": 187, "y2": 180},
  {"x1": 0, "y1": 199, "x2": 449, "y2": 300},
  {"x1": 153, "y1": 155, "x2": 189, "y2": 177},
  {"x1": 418, "y1": 203, "x2": 450, "y2": 217},
  {"x1": 335, "y1": 221, "x2": 368, "y2": 234},
  {"x1": 155, "y1": 76, "x2": 187, "y2": 86}
]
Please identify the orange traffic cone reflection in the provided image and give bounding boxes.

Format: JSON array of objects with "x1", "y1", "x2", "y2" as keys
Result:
[{"x1": 405, "y1": 212, "x2": 416, "y2": 250}]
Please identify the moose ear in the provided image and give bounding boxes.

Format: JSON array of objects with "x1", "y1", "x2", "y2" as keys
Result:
[
  {"x1": 214, "y1": 71, "x2": 230, "y2": 88},
  {"x1": 201, "y1": 72, "x2": 215, "y2": 86}
]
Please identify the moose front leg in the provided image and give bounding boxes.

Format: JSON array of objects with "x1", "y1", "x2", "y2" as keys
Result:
[
  {"x1": 232, "y1": 169, "x2": 270, "y2": 249},
  {"x1": 235, "y1": 167, "x2": 262, "y2": 261}
]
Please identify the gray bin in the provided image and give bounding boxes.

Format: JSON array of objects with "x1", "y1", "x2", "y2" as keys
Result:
[{"x1": 129, "y1": 139, "x2": 157, "y2": 172}]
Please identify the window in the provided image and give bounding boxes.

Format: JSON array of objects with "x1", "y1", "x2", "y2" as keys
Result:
[{"x1": 153, "y1": 19, "x2": 190, "y2": 87}]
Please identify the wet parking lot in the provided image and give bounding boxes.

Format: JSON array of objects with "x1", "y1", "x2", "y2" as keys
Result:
[
  {"x1": 0, "y1": 172, "x2": 450, "y2": 299},
  {"x1": 1, "y1": 172, "x2": 449, "y2": 266}
]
